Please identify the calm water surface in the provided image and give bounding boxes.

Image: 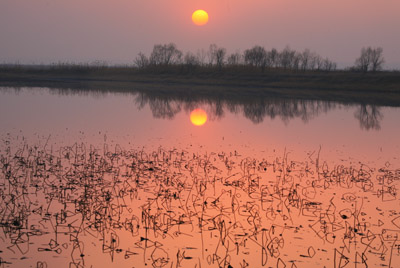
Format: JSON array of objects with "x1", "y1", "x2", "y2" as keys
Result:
[{"x1": 0, "y1": 87, "x2": 399, "y2": 267}]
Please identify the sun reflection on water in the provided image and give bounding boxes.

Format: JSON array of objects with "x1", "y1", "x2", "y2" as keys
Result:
[{"x1": 190, "y1": 108, "x2": 207, "y2": 126}]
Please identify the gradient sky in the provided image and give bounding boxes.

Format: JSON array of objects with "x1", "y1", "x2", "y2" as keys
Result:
[{"x1": 1, "y1": 0, "x2": 399, "y2": 68}]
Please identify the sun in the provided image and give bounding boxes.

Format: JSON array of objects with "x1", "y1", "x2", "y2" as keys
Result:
[
  {"x1": 190, "y1": 109, "x2": 208, "y2": 126},
  {"x1": 192, "y1": 10, "x2": 209, "y2": 26}
]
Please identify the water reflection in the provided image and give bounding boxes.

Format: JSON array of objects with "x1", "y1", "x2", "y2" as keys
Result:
[
  {"x1": 0, "y1": 87, "x2": 399, "y2": 267},
  {"x1": 354, "y1": 105, "x2": 383, "y2": 130},
  {"x1": 190, "y1": 108, "x2": 208, "y2": 126},
  {"x1": 135, "y1": 92, "x2": 338, "y2": 124},
  {"x1": 0, "y1": 87, "x2": 386, "y2": 131},
  {"x1": 137, "y1": 94, "x2": 387, "y2": 131},
  {"x1": 0, "y1": 142, "x2": 399, "y2": 267},
  {"x1": 23, "y1": 86, "x2": 383, "y2": 130}
]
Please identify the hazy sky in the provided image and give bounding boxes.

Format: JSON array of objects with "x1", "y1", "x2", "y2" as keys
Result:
[{"x1": 1, "y1": 0, "x2": 399, "y2": 68}]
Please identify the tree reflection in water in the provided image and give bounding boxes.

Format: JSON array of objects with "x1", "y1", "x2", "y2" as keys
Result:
[
  {"x1": 134, "y1": 91, "x2": 383, "y2": 130},
  {"x1": 48, "y1": 87, "x2": 384, "y2": 130},
  {"x1": 354, "y1": 104, "x2": 383, "y2": 130}
]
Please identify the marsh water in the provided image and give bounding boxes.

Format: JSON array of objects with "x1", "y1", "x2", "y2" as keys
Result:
[{"x1": 0, "y1": 87, "x2": 399, "y2": 268}]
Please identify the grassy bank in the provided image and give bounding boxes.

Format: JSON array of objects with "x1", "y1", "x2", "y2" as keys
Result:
[{"x1": 1, "y1": 64, "x2": 400, "y2": 106}]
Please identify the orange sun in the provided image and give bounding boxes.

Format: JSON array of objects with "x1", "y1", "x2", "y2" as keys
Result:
[
  {"x1": 190, "y1": 109, "x2": 208, "y2": 126},
  {"x1": 192, "y1": 10, "x2": 209, "y2": 26}
]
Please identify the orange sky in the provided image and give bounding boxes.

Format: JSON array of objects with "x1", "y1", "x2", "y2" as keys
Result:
[{"x1": 0, "y1": 0, "x2": 399, "y2": 68}]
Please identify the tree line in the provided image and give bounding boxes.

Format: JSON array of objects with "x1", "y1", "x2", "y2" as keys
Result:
[
  {"x1": 353, "y1": 47, "x2": 385, "y2": 72},
  {"x1": 134, "y1": 43, "x2": 384, "y2": 72}
]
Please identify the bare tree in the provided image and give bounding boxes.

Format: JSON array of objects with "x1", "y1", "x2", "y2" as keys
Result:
[
  {"x1": 134, "y1": 43, "x2": 337, "y2": 73},
  {"x1": 355, "y1": 47, "x2": 371, "y2": 72},
  {"x1": 322, "y1": 58, "x2": 336, "y2": 71},
  {"x1": 308, "y1": 53, "x2": 318, "y2": 70},
  {"x1": 244, "y1": 46, "x2": 267, "y2": 70},
  {"x1": 227, "y1": 52, "x2": 242, "y2": 65},
  {"x1": 315, "y1": 55, "x2": 324, "y2": 70},
  {"x1": 208, "y1": 44, "x2": 226, "y2": 69},
  {"x1": 292, "y1": 52, "x2": 302, "y2": 70},
  {"x1": 207, "y1": 44, "x2": 217, "y2": 65},
  {"x1": 196, "y1": 49, "x2": 207, "y2": 66},
  {"x1": 134, "y1": 52, "x2": 149, "y2": 69},
  {"x1": 355, "y1": 47, "x2": 384, "y2": 72},
  {"x1": 370, "y1": 47, "x2": 384, "y2": 71},
  {"x1": 215, "y1": 47, "x2": 226, "y2": 69},
  {"x1": 300, "y1": 49, "x2": 312, "y2": 71},
  {"x1": 278, "y1": 46, "x2": 296, "y2": 69},
  {"x1": 267, "y1": 48, "x2": 279, "y2": 67},
  {"x1": 184, "y1": 52, "x2": 200, "y2": 71},
  {"x1": 149, "y1": 43, "x2": 182, "y2": 66}
]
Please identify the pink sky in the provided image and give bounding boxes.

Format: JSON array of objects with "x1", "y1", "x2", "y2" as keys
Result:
[{"x1": 1, "y1": 0, "x2": 399, "y2": 68}]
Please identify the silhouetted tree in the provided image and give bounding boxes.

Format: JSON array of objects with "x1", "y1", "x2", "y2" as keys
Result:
[
  {"x1": 207, "y1": 44, "x2": 217, "y2": 65},
  {"x1": 215, "y1": 47, "x2": 226, "y2": 69},
  {"x1": 278, "y1": 46, "x2": 296, "y2": 69},
  {"x1": 322, "y1": 58, "x2": 337, "y2": 71},
  {"x1": 134, "y1": 52, "x2": 149, "y2": 69},
  {"x1": 370, "y1": 47, "x2": 385, "y2": 71},
  {"x1": 315, "y1": 55, "x2": 324, "y2": 70},
  {"x1": 184, "y1": 52, "x2": 200, "y2": 71},
  {"x1": 355, "y1": 47, "x2": 384, "y2": 72},
  {"x1": 300, "y1": 49, "x2": 312, "y2": 71},
  {"x1": 308, "y1": 53, "x2": 318, "y2": 70},
  {"x1": 355, "y1": 47, "x2": 371, "y2": 72},
  {"x1": 196, "y1": 49, "x2": 207, "y2": 66},
  {"x1": 292, "y1": 52, "x2": 301, "y2": 70},
  {"x1": 244, "y1": 46, "x2": 267, "y2": 70},
  {"x1": 227, "y1": 52, "x2": 242, "y2": 65},
  {"x1": 149, "y1": 43, "x2": 182, "y2": 66},
  {"x1": 133, "y1": 43, "x2": 337, "y2": 73},
  {"x1": 267, "y1": 48, "x2": 279, "y2": 67},
  {"x1": 208, "y1": 44, "x2": 226, "y2": 69}
]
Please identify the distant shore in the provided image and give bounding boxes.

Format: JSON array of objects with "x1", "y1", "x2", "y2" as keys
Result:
[{"x1": 1, "y1": 65, "x2": 400, "y2": 106}]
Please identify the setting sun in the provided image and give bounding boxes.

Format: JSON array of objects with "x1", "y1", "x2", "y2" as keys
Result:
[
  {"x1": 192, "y1": 10, "x2": 209, "y2": 26},
  {"x1": 190, "y1": 109, "x2": 208, "y2": 126}
]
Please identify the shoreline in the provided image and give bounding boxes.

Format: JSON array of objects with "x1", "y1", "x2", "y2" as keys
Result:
[{"x1": 1, "y1": 65, "x2": 400, "y2": 106}]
